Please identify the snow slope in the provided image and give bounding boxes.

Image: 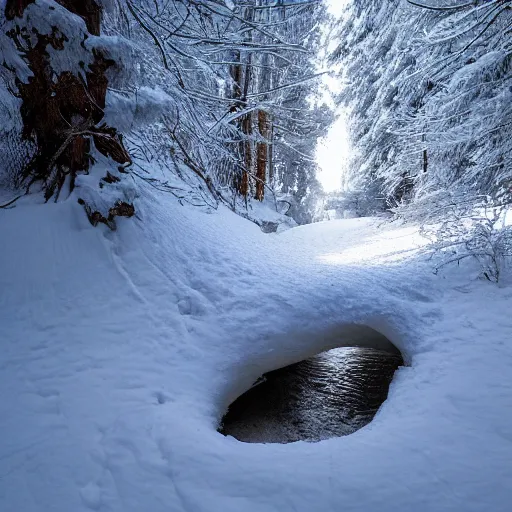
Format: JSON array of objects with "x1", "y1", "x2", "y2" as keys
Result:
[{"x1": 1, "y1": 187, "x2": 511, "y2": 512}]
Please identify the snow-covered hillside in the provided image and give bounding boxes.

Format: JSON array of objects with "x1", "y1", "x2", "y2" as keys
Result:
[{"x1": 1, "y1": 189, "x2": 511, "y2": 512}]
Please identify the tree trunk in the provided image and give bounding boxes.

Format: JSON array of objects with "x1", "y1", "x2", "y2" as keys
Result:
[
  {"x1": 5, "y1": 0, "x2": 130, "y2": 200},
  {"x1": 230, "y1": 50, "x2": 249, "y2": 196},
  {"x1": 229, "y1": 5, "x2": 255, "y2": 199},
  {"x1": 240, "y1": 112, "x2": 252, "y2": 197},
  {"x1": 268, "y1": 121, "x2": 274, "y2": 185},
  {"x1": 255, "y1": 110, "x2": 269, "y2": 201},
  {"x1": 58, "y1": 0, "x2": 102, "y2": 35},
  {"x1": 5, "y1": 0, "x2": 34, "y2": 19}
]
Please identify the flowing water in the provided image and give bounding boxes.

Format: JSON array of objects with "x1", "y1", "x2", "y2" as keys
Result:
[{"x1": 219, "y1": 346, "x2": 403, "y2": 443}]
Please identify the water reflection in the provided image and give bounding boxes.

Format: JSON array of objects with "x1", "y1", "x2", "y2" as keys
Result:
[{"x1": 219, "y1": 347, "x2": 403, "y2": 443}]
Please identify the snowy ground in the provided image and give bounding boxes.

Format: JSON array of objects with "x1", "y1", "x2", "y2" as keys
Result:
[{"x1": 1, "y1": 187, "x2": 511, "y2": 512}]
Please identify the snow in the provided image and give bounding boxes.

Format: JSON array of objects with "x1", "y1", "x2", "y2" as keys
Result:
[
  {"x1": 1, "y1": 186, "x2": 512, "y2": 512},
  {"x1": 2, "y1": 1, "x2": 132, "y2": 86},
  {"x1": 104, "y1": 87, "x2": 175, "y2": 132},
  {"x1": 19, "y1": 2, "x2": 91, "y2": 79}
]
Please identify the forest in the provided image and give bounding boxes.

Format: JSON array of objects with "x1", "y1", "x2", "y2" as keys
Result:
[
  {"x1": 0, "y1": 2, "x2": 511, "y2": 512},
  {"x1": 0, "y1": 0, "x2": 333, "y2": 226}
]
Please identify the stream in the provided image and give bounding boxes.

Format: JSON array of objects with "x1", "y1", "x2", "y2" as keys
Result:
[{"x1": 219, "y1": 346, "x2": 403, "y2": 443}]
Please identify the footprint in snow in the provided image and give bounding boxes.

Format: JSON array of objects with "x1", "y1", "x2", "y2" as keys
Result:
[
  {"x1": 154, "y1": 391, "x2": 171, "y2": 405},
  {"x1": 177, "y1": 296, "x2": 208, "y2": 316},
  {"x1": 80, "y1": 482, "x2": 102, "y2": 510}
]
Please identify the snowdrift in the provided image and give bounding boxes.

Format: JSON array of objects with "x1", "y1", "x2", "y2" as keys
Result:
[{"x1": 1, "y1": 187, "x2": 511, "y2": 512}]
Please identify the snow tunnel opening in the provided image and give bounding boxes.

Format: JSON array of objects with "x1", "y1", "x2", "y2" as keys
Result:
[{"x1": 218, "y1": 324, "x2": 405, "y2": 444}]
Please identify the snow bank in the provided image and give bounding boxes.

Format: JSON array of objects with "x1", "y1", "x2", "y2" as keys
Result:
[{"x1": 0, "y1": 187, "x2": 511, "y2": 512}]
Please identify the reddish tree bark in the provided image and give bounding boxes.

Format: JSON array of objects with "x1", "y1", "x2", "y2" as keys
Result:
[
  {"x1": 5, "y1": 0, "x2": 34, "y2": 20},
  {"x1": 57, "y1": 0, "x2": 102, "y2": 35},
  {"x1": 255, "y1": 110, "x2": 269, "y2": 201},
  {"x1": 5, "y1": 0, "x2": 130, "y2": 200},
  {"x1": 238, "y1": 113, "x2": 252, "y2": 197},
  {"x1": 229, "y1": 52, "x2": 252, "y2": 197}
]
